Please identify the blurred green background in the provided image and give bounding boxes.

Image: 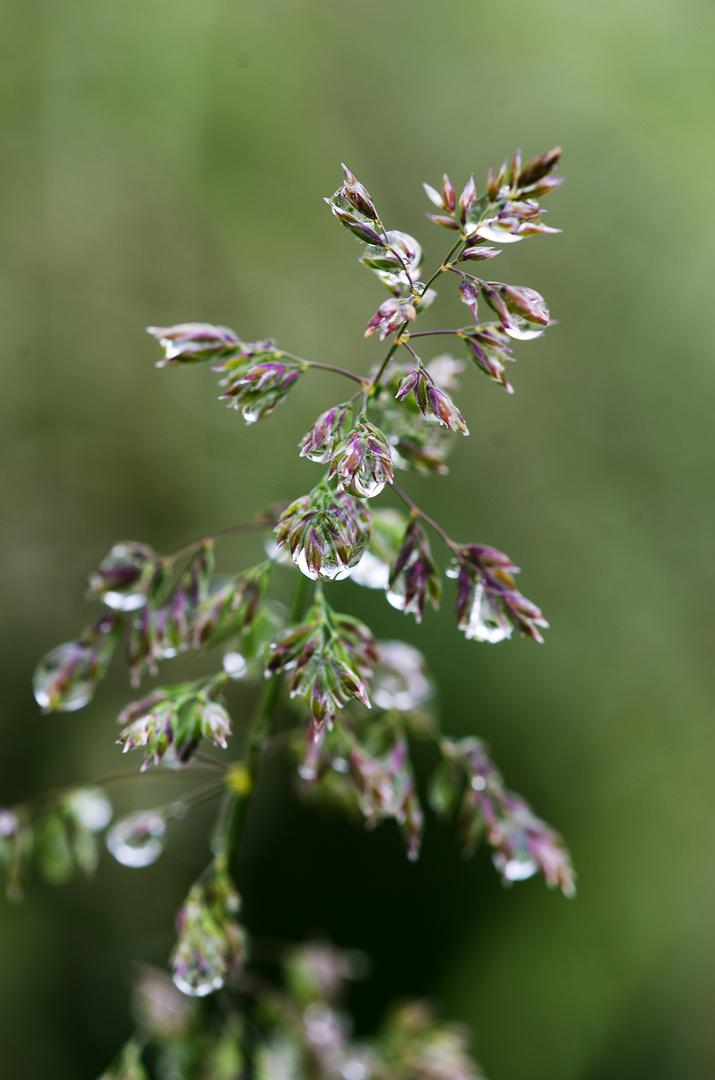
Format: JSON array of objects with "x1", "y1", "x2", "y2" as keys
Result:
[{"x1": 2, "y1": 0, "x2": 715, "y2": 1076}]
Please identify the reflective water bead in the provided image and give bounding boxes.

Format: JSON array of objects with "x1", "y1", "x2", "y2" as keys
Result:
[
  {"x1": 106, "y1": 811, "x2": 167, "y2": 868},
  {"x1": 222, "y1": 651, "x2": 247, "y2": 679},
  {"x1": 66, "y1": 788, "x2": 113, "y2": 831},
  {"x1": 33, "y1": 643, "x2": 96, "y2": 712}
]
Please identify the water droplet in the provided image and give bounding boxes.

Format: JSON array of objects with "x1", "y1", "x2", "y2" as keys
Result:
[
  {"x1": 320, "y1": 563, "x2": 353, "y2": 582},
  {"x1": 475, "y1": 220, "x2": 524, "y2": 244},
  {"x1": 499, "y1": 855, "x2": 538, "y2": 882},
  {"x1": 106, "y1": 811, "x2": 166, "y2": 868},
  {"x1": 172, "y1": 971, "x2": 224, "y2": 998},
  {"x1": 304, "y1": 1002, "x2": 343, "y2": 1047},
  {"x1": 349, "y1": 472, "x2": 385, "y2": 499},
  {"x1": 461, "y1": 585, "x2": 513, "y2": 643},
  {"x1": 33, "y1": 643, "x2": 96, "y2": 712},
  {"x1": 223, "y1": 651, "x2": 247, "y2": 679},
  {"x1": 374, "y1": 230, "x2": 423, "y2": 288},
  {"x1": 102, "y1": 590, "x2": 147, "y2": 612},
  {"x1": 342, "y1": 1061, "x2": 369, "y2": 1080},
  {"x1": 294, "y1": 548, "x2": 318, "y2": 580},
  {"x1": 294, "y1": 548, "x2": 351, "y2": 582},
  {"x1": 372, "y1": 641, "x2": 431, "y2": 711},
  {"x1": 386, "y1": 589, "x2": 423, "y2": 620},
  {"x1": 0, "y1": 809, "x2": 18, "y2": 838},
  {"x1": 66, "y1": 788, "x2": 112, "y2": 831},
  {"x1": 305, "y1": 446, "x2": 332, "y2": 463},
  {"x1": 386, "y1": 589, "x2": 406, "y2": 612},
  {"x1": 157, "y1": 747, "x2": 184, "y2": 772},
  {"x1": 331, "y1": 757, "x2": 350, "y2": 774},
  {"x1": 427, "y1": 354, "x2": 464, "y2": 392},
  {"x1": 265, "y1": 538, "x2": 293, "y2": 565},
  {"x1": 348, "y1": 551, "x2": 390, "y2": 590},
  {"x1": 503, "y1": 319, "x2": 544, "y2": 341},
  {"x1": 470, "y1": 775, "x2": 486, "y2": 792},
  {"x1": 241, "y1": 407, "x2": 261, "y2": 425}
]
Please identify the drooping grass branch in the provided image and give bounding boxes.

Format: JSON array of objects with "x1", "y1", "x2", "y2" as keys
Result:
[{"x1": 2, "y1": 147, "x2": 571, "y2": 1080}]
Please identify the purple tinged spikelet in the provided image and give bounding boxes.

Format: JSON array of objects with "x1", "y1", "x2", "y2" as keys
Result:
[
  {"x1": 171, "y1": 871, "x2": 247, "y2": 998},
  {"x1": 340, "y1": 165, "x2": 379, "y2": 222},
  {"x1": 387, "y1": 520, "x2": 441, "y2": 623},
  {"x1": 87, "y1": 541, "x2": 162, "y2": 611},
  {"x1": 442, "y1": 174, "x2": 456, "y2": 212},
  {"x1": 423, "y1": 182, "x2": 444, "y2": 208},
  {"x1": 33, "y1": 613, "x2": 122, "y2": 713},
  {"x1": 450, "y1": 544, "x2": 548, "y2": 643},
  {"x1": 474, "y1": 205, "x2": 560, "y2": 245},
  {"x1": 219, "y1": 360, "x2": 303, "y2": 424},
  {"x1": 275, "y1": 489, "x2": 372, "y2": 580},
  {"x1": 426, "y1": 213, "x2": 462, "y2": 231},
  {"x1": 364, "y1": 298, "x2": 417, "y2": 341},
  {"x1": 326, "y1": 167, "x2": 385, "y2": 246},
  {"x1": 458, "y1": 175, "x2": 477, "y2": 222},
  {"x1": 146, "y1": 323, "x2": 242, "y2": 366},
  {"x1": 395, "y1": 362, "x2": 469, "y2": 435},
  {"x1": 482, "y1": 282, "x2": 550, "y2": 332},
  {"x1": 266, "y1": 603, "x2": 377, "y2": 727},
  {"x1": 299, "y1": 406, "x2": 351, "y2": 464},
  {"x1": 458, "y1": 244, "x2": 501, "y2": 262},
  {"x1": 461, "y1": 325, "x2": 516, "y2": 394},
  {"x1": 436, "y1": 737, "x2": 574, "y2": 895},
  {"x1": 458, "y1": 279, "x2": 481, "y2": 322},
  {"x1": 188, "y1": 564, "x2": 269, "y2": 650},
  {"x1": 117, "y1": 682, "x2": 232, "y2": 770},
  {"x1": 349, "y1": 734, "x2": 423, "y2": 860},
  {"x1": 517, "y1": 146, "x2": 562, "y2": 189},
  {"x1": 329, "y1": 420, "x2": 393, "y2": 499}
]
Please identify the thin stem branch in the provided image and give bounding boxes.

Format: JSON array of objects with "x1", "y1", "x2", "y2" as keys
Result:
[
  {"x1": 20, "y1": 762, "x2": 227, "y2": 815},
  {"x1": 421, "y1": 236, "x2": 466, "y2": 293},
  {"x1": 165, "y1": 780, "x2": 227, "y2": 816},
  {"x1": 402, "y1": 341, "x2": 422, "y2": 364},
  {"x1": 299, "y1": 359, "x2": 367, "y2": 386},
  {"x1": 98, "y1": 763, "x2": 227, "y2": 786},
  {"x1": 366, "y1": 236, "x2": 467, "y2": 401},
  {"x1": 276, "y1": 350, "x2": 366, "y2": 386},
  {"x1": 408, "y1": 329, "x2": 465, "y2": 338},
  {"x1": 209, "y1": 570, "x2": 310, "y2": 875},
  {"x1": 390, "y1": 479, "x2": 457, "y2": 550},
  {"x1": 446, "y1": 264, "x2": 484, "y2": 287},
  {"x1": 365, "y1": 338, "x2": 401, "y2": 406},
  {"x1": 170, "y1": 521, "x2": 271, "y2": 562}
]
